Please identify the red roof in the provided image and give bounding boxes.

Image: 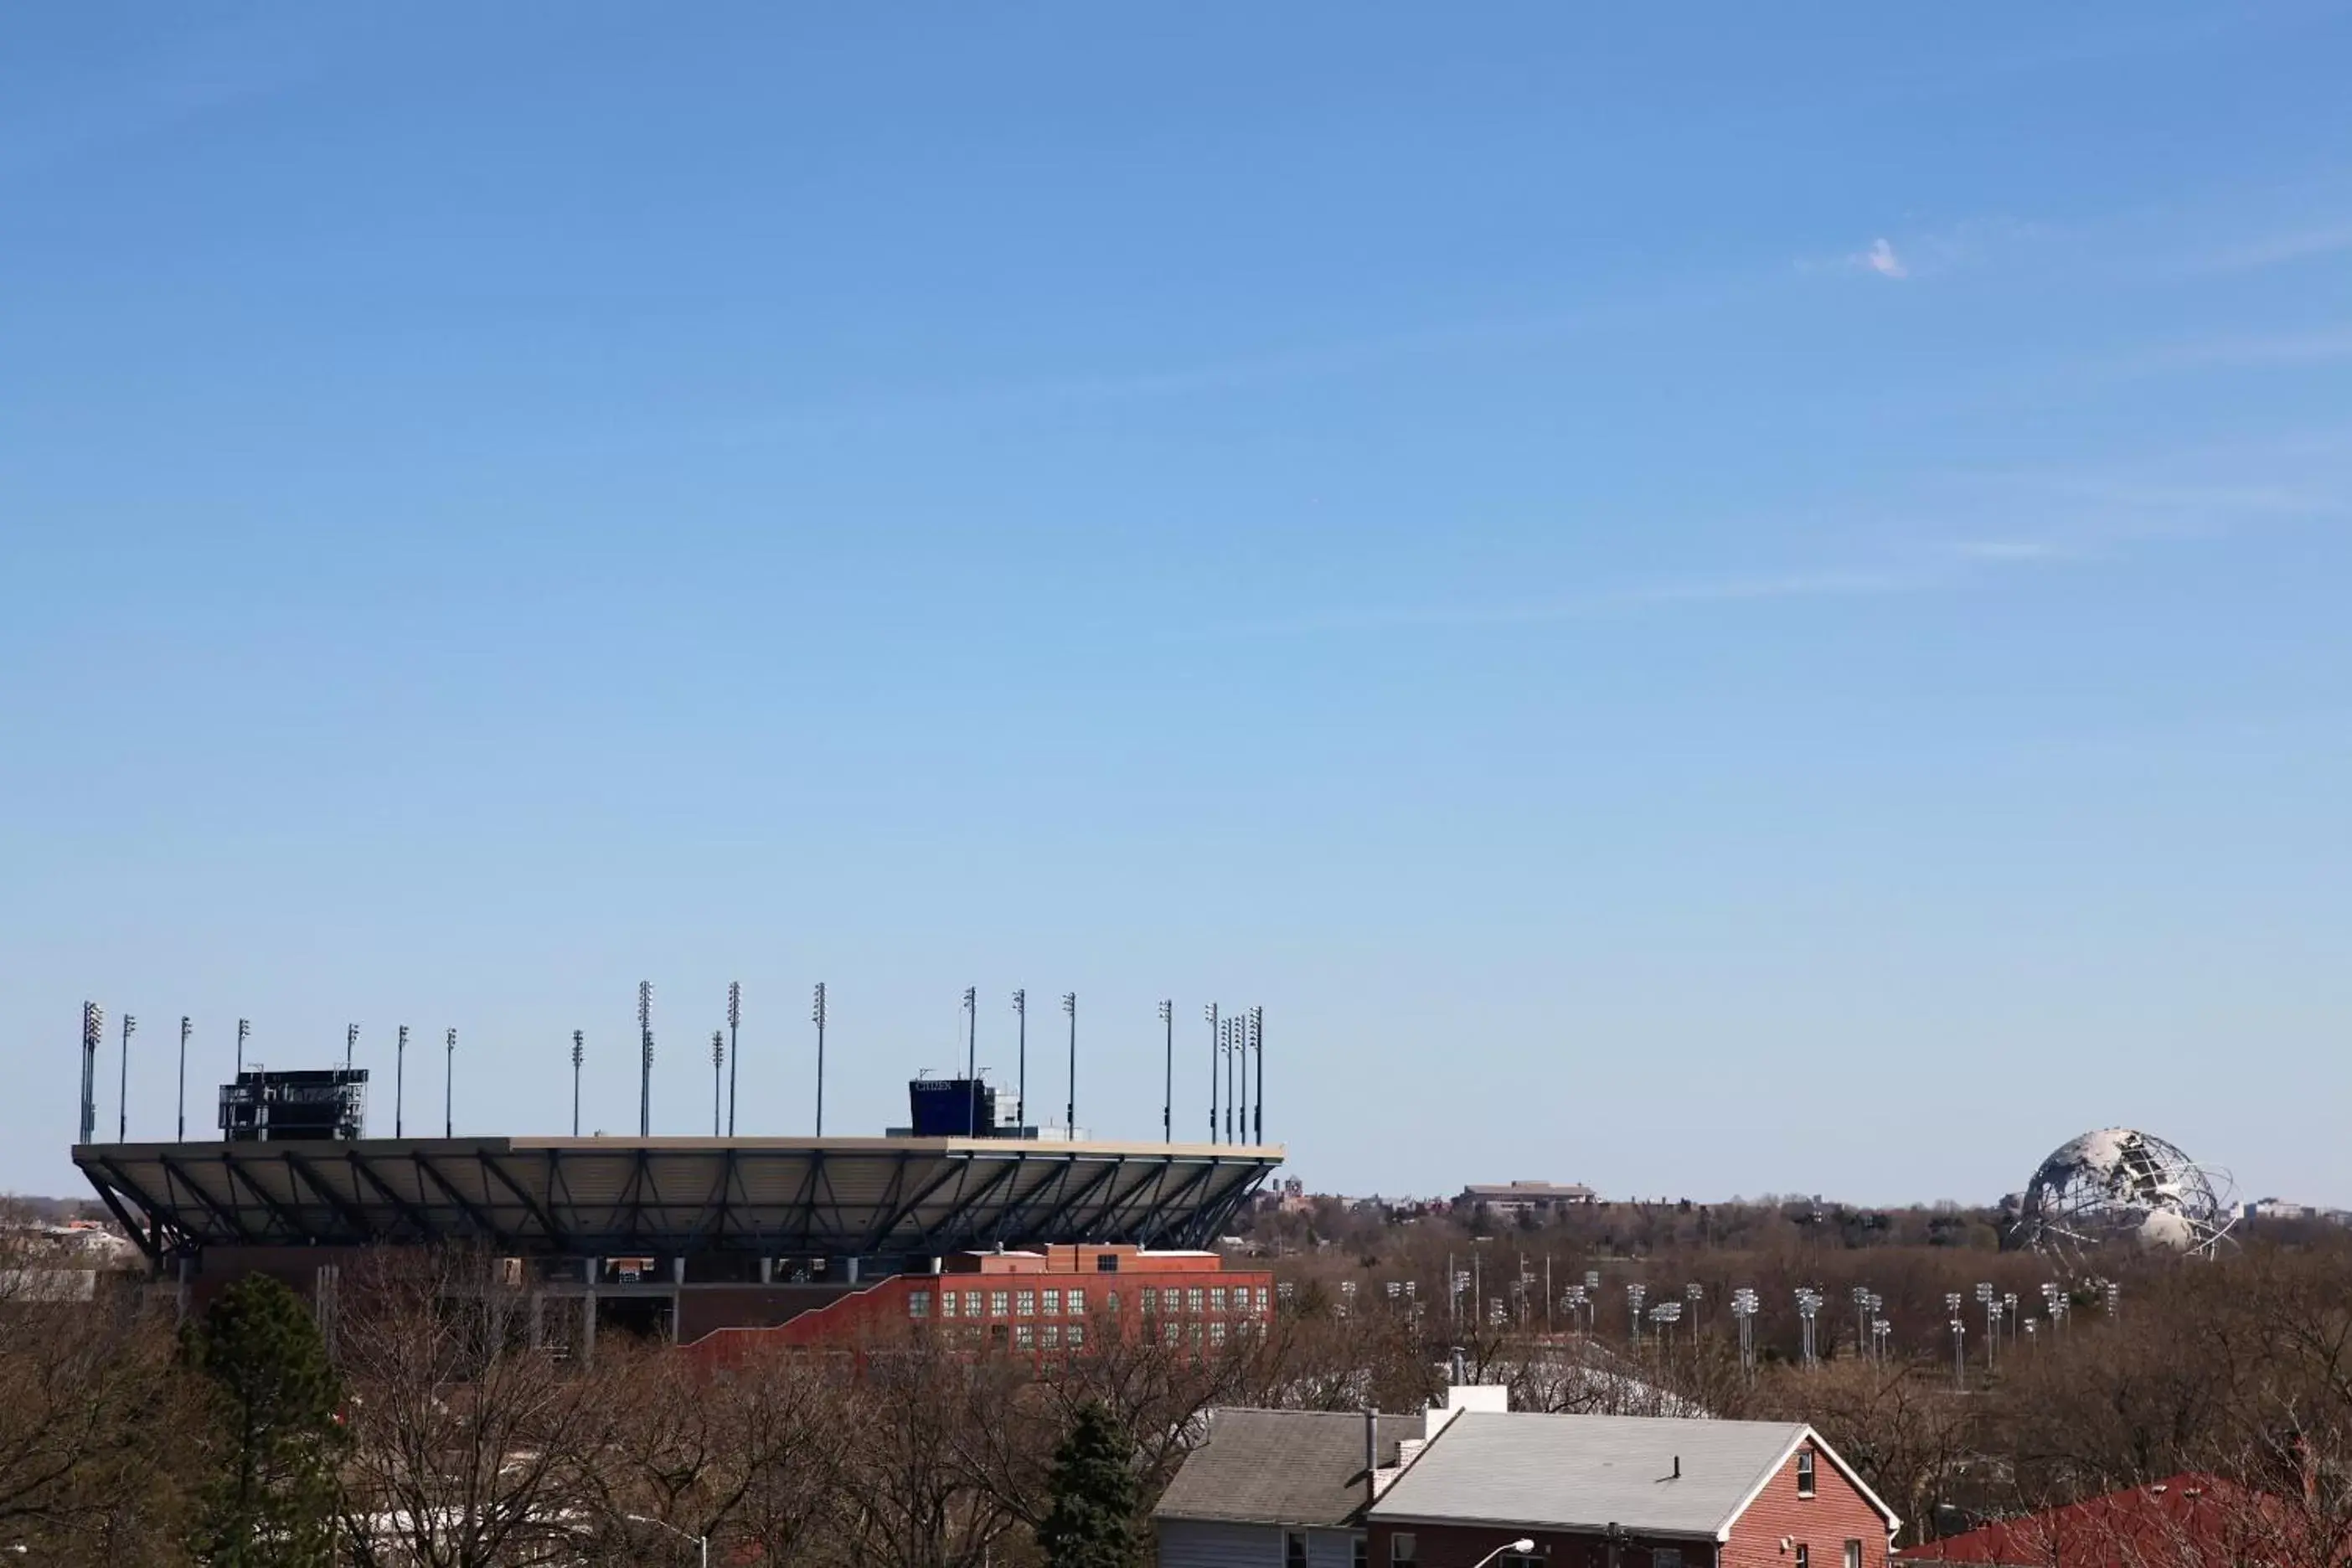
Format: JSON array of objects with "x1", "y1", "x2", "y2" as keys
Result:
[{"x1": 1898, "y1": 1475, "x2": 2297, "y2": 1567}]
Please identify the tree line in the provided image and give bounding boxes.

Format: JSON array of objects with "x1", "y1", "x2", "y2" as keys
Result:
[{"x1": 8, "y1": 1215, "x2": 2352, "y2": 1565}]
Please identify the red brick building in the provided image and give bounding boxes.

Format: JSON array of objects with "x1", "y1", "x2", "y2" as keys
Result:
[
  {"x1": 688, "y1": 1242, "x2": 1273, "y2": 1363},
  {"x1": 1368, "y1": 1413, "x2": 1900, "y2": 1568}
]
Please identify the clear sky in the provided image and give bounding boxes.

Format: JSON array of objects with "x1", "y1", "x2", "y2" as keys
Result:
[{"x1": 4, "y1": 5, "x2": 2349, "y2": 1208}]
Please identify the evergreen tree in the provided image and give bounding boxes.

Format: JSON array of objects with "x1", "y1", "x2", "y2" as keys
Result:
[
  {"x1": 1038, "y1": 1400, "x2": 1142, "y2": 1568},
  {"x1": 187, "y1": 1273, "x2": 343, "y2": 1568}
]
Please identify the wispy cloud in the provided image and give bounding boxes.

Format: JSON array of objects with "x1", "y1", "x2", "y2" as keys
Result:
[
  {"x1": 2191, "y1": 222, "x2": 2352, "y2": 275},
  {"x1": 1860, "y1": 238, "x2": 1909, "y2": 279},
  {"x1": 2116, "y1": 326, "x2": 2352, "y2": 376}
]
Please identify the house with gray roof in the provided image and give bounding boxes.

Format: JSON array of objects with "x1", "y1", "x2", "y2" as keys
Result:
[
  {"x1": 1367, "y1": 1412, "x2": 1899, "y2": 1568},
  {"x1": 1156, "y1": 1409, "x2": 1428, "y2": 1568}
]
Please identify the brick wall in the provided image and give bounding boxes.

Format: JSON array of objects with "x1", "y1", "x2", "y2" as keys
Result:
[{"x1": 1722, "y1": 1446, "x2": 1890, "y2": 1568}]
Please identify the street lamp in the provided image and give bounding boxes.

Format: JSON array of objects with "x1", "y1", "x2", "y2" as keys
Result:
[
  {"x1": 625, "y1": 1514, "x2": 708, "y2": 1568},
  {"x1": 1469, "y1": 1541, "x2": 1537, "y2": 1568}
]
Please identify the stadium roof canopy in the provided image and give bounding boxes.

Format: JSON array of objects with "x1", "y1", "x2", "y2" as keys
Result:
[{"x1": 73, "y1": 1136, "x2": 1282, "y2": 1263}]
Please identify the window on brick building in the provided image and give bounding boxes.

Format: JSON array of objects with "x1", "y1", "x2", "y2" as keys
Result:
[
  {"x1": 1797, "y1": 1447, "x2": 1816, "y2": 1497},
  {"x1": 1163, "y1": 1321, "x2": 1180, "y2": 1345},
  {"x1": 1140, "y1": 1287, "x2": 1158, "y2": 1313},
  {"x1": 1067, "y1": 1323, "x2": 1085, "y2": 1349},
  {"x1": 989, "y1": 1291, "x2": 1009, "y2": 1317},
  {"x1": 939, "y1": 1292, "x2": 957, "y2": 1319},
  {"x1": 1096, "y1": 1251, "x2": 1119, "y2": 1271},
  {"x1": 1843, "y1": 1543, "x2": 1861, "y2": 1568},
  {"x1": 1353, "y1": 1537, "x2": 1369, "y2": 1568},
  {"x1": 1186, "y1": 1287, "x2": 1204, "y2": 1313},
  {"x1": 1043, "y1": 1289, "x2": 1061, "y2": 1315},
  {"x1": 1210, "y1": 1321, "x2": 1226, "y2": 1345},
  {"x1": 1014, "y1": 1324, "x2": 1034, "y2": 1350},
  {"x1": 1286, "y1": 1531, "x2": 1308, "y2": 1568},
  {"x1": 1653, "y1": 1551, "x2": 1681, "y2": 1568},
  {"x1": 907, "y1": 1291, "x2": 931, "y2": 1318},
  {"x1": 1042, "y1": 1324, "x2": 1061, "y2": 1348},
  {"x1": 1015, "y1": 1291, "x2": 1036, "y2": 1317},
  {"x1": 1210, "y1": 1287, "x2": 1228, "y2": 1312},
  {"x1": 1257, "y1": 1286, "x2": 1271, "y2": 1313},
  {"x1": 1068, "y1": 1287, "x2": 1086, "y2": 1313},
  {"x1": 1390, "y1": 1533, "x2": 1418, "y2": 1568}
]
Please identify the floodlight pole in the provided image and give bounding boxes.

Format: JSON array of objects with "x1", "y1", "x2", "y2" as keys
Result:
[
  {"x1": 1204, "y1": 1003, "x2": 1220, "y2": 1143},
  {"x1": 1158, "y1": 1000, "x2": 1173, "y2": 1142},
  {"x1": 637, "y1": 982, "x2": 653, "y2": 1137},
  {"x1": 79, "y1": 1003, "x2": 102, "y2": 1147},
  {"x1": 346, "y1": 1022, "x2": 358, "y2": 1071},
  {"x1": 726, "y1": 982, "x2": 740, "y2": 1137},
  {"x1": 1013, "y1": 989, "x2": 1027, "y2": 1128},
  {"x1": 395, "y1": 1025, "x2": 406, "y2": 1137},
  {"x1": 962, "y1": 988, "x2": 978, "y2": 1132},
  {"x1": 444, "y1": 1029, "x2": 456, "y2": 1137},
  {"x1": 118, "y1": 1014, "x2": 136, "y2": 1141},
  {"x1": 811, "y1": 983, "x2": 827, "y2": 1136},
  {"x1": 1227, "y1": 1019, "x2": 1240, "y2": 1142},
  {"x1": 1061, "y1": 992, "x2": 1076, "y2": 1137},
  {"x1": 570, "y1": 1031, "x2": 584, "y2": 1137},
  {"x1": 1251, "y1": 1006, "x2": 1264, "y2": 1145},
  {"x1": 236, "y1": 1018, "x2": 250, "y2": 1077},
  {"x1": 710, "y1": 1029, "x2": 725, "y2": 1136},
  {"x1": 178, "y1": 1017, "x2": 191, "y2": 1142}
]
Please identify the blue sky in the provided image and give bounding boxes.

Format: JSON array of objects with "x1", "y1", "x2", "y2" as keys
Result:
[{"x1": 4, "y1": 5, "x2": 2349, "y2": 1206}]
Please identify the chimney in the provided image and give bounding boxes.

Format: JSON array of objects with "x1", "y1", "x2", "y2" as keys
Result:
[{"x1": 1364, "y1": 1408, "x2": 1379, "y2": 1509}]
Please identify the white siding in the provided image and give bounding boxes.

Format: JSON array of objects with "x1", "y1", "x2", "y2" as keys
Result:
[{"x1": 1157, "y1": 1519, "x2": 1363, "y2": 1568}]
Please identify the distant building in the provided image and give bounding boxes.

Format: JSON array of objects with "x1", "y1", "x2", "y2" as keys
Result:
[
  {"x1": 690, "y1": 1242, "x2": 1273, "y2": 1361},
  {"x1": 1369, "y1": 1412, "x2": 1900, "y2": 1568},
  {"x1": 1457, "y1": 1181, "x2": 1598, "y2": 1217}
]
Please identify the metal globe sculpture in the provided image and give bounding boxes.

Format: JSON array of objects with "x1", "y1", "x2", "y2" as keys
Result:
[{"x1": 2017, "y1": 1127, "x2": 2236, "y2": 1266}]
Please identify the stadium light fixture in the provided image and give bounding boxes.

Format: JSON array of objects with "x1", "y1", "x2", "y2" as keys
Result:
[
  {"x1": 726, "y1": 982, "x2": 740, "y2": 1137},
  {"x1": 811, "y1": 983, "x2": 828, "y2": 1136},
  {"x1": 118, "y1": 1014, "x2": 136, "y2": 1142}
]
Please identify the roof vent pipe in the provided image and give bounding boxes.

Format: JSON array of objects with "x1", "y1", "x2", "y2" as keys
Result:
[
  {"x1": 1673, "y1": 1455, "x2": 1681, "y2": 1479},
  {"x1": 1364, "y1": 1407, "x2": 1378, "y2": 1507}
]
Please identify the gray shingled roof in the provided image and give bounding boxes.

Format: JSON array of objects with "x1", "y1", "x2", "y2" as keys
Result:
[
  {"x1": 1369, "y1": 1413, "x2": 1812, "y2": 1540},
  {"x1": 1156, "y1": 1411, "x2": 1425, "y2": 1527}
]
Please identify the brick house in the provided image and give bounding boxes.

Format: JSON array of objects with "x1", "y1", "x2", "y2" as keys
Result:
[{"x1": 1368, "y1": 1413, "x2": 1900, "y2": 1568}]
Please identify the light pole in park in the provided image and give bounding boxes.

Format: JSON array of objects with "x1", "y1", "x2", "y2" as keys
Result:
[{"x1": 1730, "y1": 1287, "x2": 1759, "y2": 1375}]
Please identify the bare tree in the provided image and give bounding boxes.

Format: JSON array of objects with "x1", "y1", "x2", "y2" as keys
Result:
[
  {"x1": 336, "y1": 1249, "x2": 615, "y2": 1568},
  {"x1": 0, "y1": 1225, "x2": 195, "y2": 1565}
]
